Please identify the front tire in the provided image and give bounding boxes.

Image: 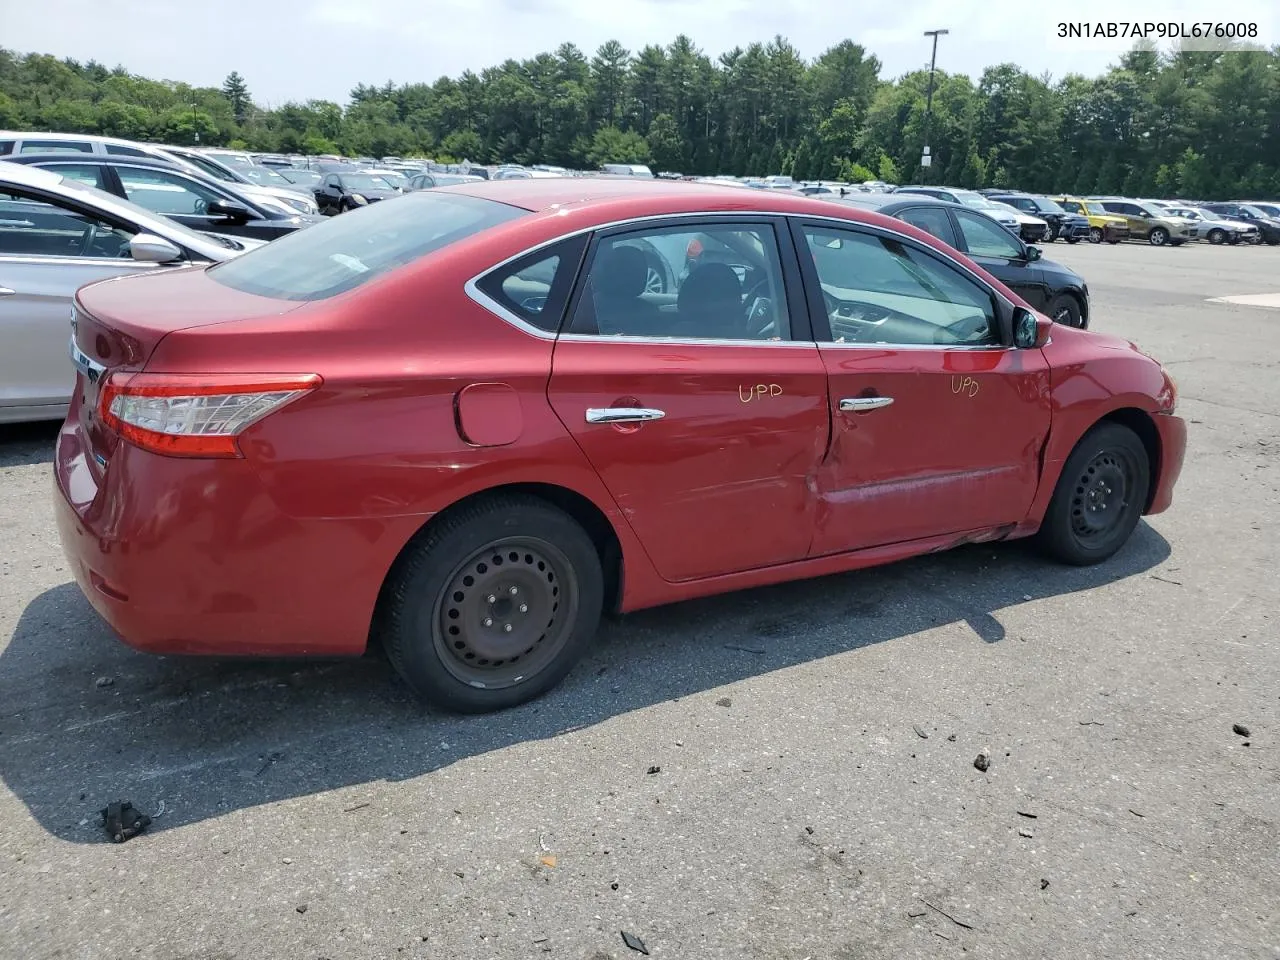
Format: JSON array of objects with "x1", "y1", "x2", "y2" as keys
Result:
[
  {"x1": 1047, "y1": 293, "x2": 1084, "y2": 328},
  {"x1": 1036, "y1": 423, "x2": 1150, "y2": 566},
  {"x1": 1149, "y1": 227, "x2": 1169, "y2": 246},
  {"x1": 378, "y1": 496, "x2": 604, "y2": 713},
  {"x1": 1089, "y1": 227, "x2": 1104, "y2": 244},
  {"x1": 1207, "y1": 228, "x2": 1225, "y2": 245}
]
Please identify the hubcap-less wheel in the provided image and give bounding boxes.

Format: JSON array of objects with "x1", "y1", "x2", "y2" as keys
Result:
[
  {"x1": 434, "y1": 538, "x2": 577, "y2": 689},
  {"x1": 1069, "y1": 452, "x2": 1133, "y2": 544}
]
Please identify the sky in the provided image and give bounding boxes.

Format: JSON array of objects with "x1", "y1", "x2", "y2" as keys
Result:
[{"x1": 6, "y1": 0, "x2": 1277, "y2": 106}]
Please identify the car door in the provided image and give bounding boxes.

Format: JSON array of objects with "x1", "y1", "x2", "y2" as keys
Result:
[
  {"x1": 950, "y1": 208, "x2": 1048, "y2": 309},
  {"x1": 546, "y1": 217, "x2": 831, "y2": 582},
  {"x1": 0, "y1": 183, "x2": 160, "y2": 419},
  {"x1": 791, "y1": 219, "x2": 1051, "y2": 554},
  {"x1": 1101, "y1": 202, "x2": 1147, "y2": 238}
]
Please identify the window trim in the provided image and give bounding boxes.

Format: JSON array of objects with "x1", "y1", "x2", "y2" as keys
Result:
[
  {"x1": 787, "y1": 218, "x2": 1013, "y2": 351},
  {"x1": 559, "y1": 215, "x2": 811, "y2": 346}
]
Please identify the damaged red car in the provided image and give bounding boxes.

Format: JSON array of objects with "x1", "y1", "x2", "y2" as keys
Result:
[{"x1": 55, "y1": 178, "x2": 1185, "y2": 712}]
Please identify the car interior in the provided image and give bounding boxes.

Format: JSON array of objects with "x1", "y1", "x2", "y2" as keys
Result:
[{"x1": 0, "y1": 194, "x2": 134, "y2": 258}]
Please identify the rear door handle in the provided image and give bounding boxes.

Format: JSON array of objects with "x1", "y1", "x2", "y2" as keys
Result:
[
  {"x1": 839, "y1": 396, "x2": 894, "y2": 412},
  {"x1": 0, "y1": 286, "x2": 14, "y2": 297},
  {"x1": 585, "y1": 407, "x2": 666, "y2": 424}
]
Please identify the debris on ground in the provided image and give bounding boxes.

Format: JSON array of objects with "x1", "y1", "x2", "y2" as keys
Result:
[
  {"x1": 724, "y1": 644, "x2": 765, "y2": 654},
  {"x1": 922, "y1": 899, "x2": 977, "y2": 931},
  {"x1": 646, "y1": 765, "x2": 661, "y2": 775},
  {"x1": 343, "y1": 802, "x2": 370, "y2": 813},
  {"x1": 100, "y1": 801, "x2": 151, "y2": 843},
  {"x1": 1018, "y1": 828, "x2": 1034, "y2": 839},
  {"x1": 621, "y1": 930, "x2": 650, "y2": 954},
  {"x1": 1149, "y1": 575, "x2": 1183, "y2": 586},
  {"x1": 1128, "y1": 808, "x2": 1146, "y2": 818},
  {"x1": 1016, "y1": 810, "x2": 1037, "y2": 819},
  {"x1": 296, "y1": 904, "x2": 308, "y2": 914},
  {"x1": 804, "y1": 826, "x2": 814, "y2": 835},
  {"x1": 716, "y1": 697, "x2": 732, "y2": 708},
  {"x1": 94, "y1": 676, "x2": 114, "y2": 688},
  {"x1": 974, "y1": 749, "x2": 991, "y2": 772},
  {"x1": 254, "y1": 751, "x2": 285, "y2": 776},
  {"x1": 1040, "y1": 879, "x2": 1050, "y2": 890},
  {"x1": 539, "y1": 855, "x2": 557, "y2": 868},
  {"x1": 913, "y1": 725, "x2": 929, "y2": 739},
  {"x1": 947, "y1": 734, "x2": 957, "y2": 742},
  {"x1": 1232, "y1": 723, "x2": 1251, "y2": 738},
  {"x1": 907, "y1": 907, "x2": 928, "y2": 918}
]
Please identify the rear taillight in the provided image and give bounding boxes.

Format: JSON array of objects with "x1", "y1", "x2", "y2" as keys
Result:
[{"x1": 100, "y1": 373, "x2": 322, "y2": 458}]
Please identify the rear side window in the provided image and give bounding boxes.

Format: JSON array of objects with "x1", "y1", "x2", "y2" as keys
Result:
[
  {"x1": 210, "y1": 192, "x2": 526, "y2": 301},
  {"x1": 474, "y1": 236, "x2": 587, "y2": 332},
  {"x1": 0, "y1": 140, "x2": 13, "y2": 156},
  {"x1": 897, "y1": 206, "x2": 958, "y2": 248}
]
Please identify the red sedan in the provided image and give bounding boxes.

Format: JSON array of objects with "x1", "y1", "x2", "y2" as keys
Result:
[{"x1": 55, "y1": 178, "x2": 1186, "y2": 712}]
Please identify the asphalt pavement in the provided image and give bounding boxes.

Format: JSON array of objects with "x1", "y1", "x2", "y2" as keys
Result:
[{"x1": 1, "y1": 240, "x2": 1277, "y2": 960}]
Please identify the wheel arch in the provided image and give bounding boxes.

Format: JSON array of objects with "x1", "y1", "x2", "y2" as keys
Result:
[
  {"x1": 372, "y1": 481, "x2": 626, "y2": 644},
  {"x1": 1098, "y1": 407, "x2": 1161, "y2": 511}
]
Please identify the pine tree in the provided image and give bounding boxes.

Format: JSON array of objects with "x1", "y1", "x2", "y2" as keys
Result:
[{"x1": 222, "y1": 71, "x2": 250, "y2": 125}]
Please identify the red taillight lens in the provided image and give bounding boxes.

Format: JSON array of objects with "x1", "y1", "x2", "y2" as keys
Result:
[{"x1": 100, "y1": 373, "x2": 322, "y2": 458}]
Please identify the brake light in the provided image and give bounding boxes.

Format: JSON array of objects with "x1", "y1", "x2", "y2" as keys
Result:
[{"x1": 100, "y1": 373, "x2": 322, "y2": 458}]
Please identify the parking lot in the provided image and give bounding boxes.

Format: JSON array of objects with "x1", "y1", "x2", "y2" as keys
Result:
[{"x1": 0, "y1": 239, "x2": 1276, "y2": 959}]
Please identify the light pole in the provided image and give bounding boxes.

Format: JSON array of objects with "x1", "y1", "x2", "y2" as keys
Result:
[{"x1": 921, "y1": 28, "x2": 948, "y2": 182}]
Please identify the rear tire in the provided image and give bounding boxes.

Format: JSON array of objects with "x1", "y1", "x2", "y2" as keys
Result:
[
  {"x1": 1036, "y1": 423, "x2": 1150, "y2": 566},
  {"x1": 377, "y1": 495, "x2": 603, "y2": 713}
]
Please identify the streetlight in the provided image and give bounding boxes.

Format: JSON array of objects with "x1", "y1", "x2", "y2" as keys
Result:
[{"x1": 921, "y1": 28, "x2": 949, "y2": 181}]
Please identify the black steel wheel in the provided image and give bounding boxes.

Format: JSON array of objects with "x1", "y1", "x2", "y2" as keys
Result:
[
  {"x1": 1037, "y1": 423, "x2": 1150, "y2": 565},
  {"x1": 378, "y1": 495, "x2": 603, "y2": 712},
  {"x1": 1047, "y1": 293, "x2": 1084, "y2": 328}
]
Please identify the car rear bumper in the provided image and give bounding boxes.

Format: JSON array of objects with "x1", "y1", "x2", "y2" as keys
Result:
[
  {"x1": 53, "y1": 416, "x2": 411, "y2": 658},
  {"x1": 1148, "y1": 412, "x2": 1187, "y2": 515}
]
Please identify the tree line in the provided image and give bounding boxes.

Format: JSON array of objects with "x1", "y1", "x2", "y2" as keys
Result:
[{"x1": 2, "y1": 38, "x2": 1279, "y2": 198}]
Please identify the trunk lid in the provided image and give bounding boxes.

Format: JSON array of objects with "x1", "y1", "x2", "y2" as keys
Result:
[{"x1": 71, "y1": 266, "x2": 305, "y2": 473}]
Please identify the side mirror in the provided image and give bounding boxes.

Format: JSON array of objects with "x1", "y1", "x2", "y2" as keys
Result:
[
  {"x1": 1025, "y1": 244, "x2": 1042, "y2": 262},
  {"x1": 128, "y1": 233, "x2": 182, "y2": 263},
  {"x1": 1013, "y1": 307, "x2": 1053, "y2": 348},
  {"x1": 207, "y1": 199, "x2": 252, "y2": 222}
]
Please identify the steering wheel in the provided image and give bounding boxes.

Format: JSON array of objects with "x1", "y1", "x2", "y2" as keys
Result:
[
  {"x1": 742, "y1": 277, "x2": 777, "y2": 337},
  {"x1": 77, "y1": 221, "x2": 98, "y2": 257}
]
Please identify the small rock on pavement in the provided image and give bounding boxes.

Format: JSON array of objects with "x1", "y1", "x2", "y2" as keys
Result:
[
  {"x1": 295, "y1": 904, "x2": 308, "y2": 915},
  {"x1": 1018, "y1": 828, "x2": 1034, "y2": 838},
  {"x1": 621, "y1": 930, "x2": 650, "y2": 955},
  {"x1": 94, "y1": 676, "x2": 114, "y2": 688},
  {"x1": 716, "y1": 697, "x2": 732, "y2": 708},
  {"x1": 1232, "y1": 723, "x2": 1251, "y2": 738},
  {"x1": 974, "y1": 749, "x2": 991, "y2": 772},
  {"x1": 1040, "y1": 878, "x2": 1050, "y2": 890},
  {"x1": 646, "y1": 765, "x2": 661, "y2": 775}
]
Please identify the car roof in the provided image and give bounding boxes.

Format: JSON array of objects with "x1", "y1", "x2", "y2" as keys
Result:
[
  {"x1": 444, "y1": 175, "x2": 863, "y2": 214},
  {"x1": 827, "y1": 192, "x2": 963, "y2": 213},
  {"x1": 3, "y1": 152, "x2": 182, "y2": 170}
]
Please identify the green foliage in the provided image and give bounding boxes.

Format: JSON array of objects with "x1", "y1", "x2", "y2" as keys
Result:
[{"x1": 1, "y1": 42, "x2": 1278, "y2": 196}]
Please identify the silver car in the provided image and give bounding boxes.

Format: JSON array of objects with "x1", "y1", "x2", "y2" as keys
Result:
[{"x1": 0, "y1": 161, "x2": 255, "y2": 424}]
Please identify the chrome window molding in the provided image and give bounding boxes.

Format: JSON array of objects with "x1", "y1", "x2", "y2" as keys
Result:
[
  {"x1": 0, "y1": 254, "x2": 152, "y2": 267},
  {"x1": 464, "y1": 207, "x2": 1020, "y2": 348}
]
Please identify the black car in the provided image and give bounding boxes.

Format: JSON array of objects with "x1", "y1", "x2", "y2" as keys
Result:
[
  {"x1": 1199, "y1": 202, "x2": 1280, "y2": 245},
  {"x1": 316, "y1": 171, "x2": 405, "y2": 214},
  {"x1": 984, "y1": 192, "x2": 1090, "y2": 243},
  {"x1": 831, "y1": 193, "x2": 1091, "y2": 328},
  {"x1": 5, "y1": 153, "x2": 321, "y2": 241}
]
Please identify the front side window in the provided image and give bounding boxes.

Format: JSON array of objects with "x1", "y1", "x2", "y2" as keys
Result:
[
  {"x1": 953, "y1": 209, "x2": 1023, "y2": 259},
  {"x1": 339, "y1": 174, "x2": 400, "y2": 192},
  {"x1": 803, "y1": 225, "x2": 998, "y2": 347},
  {"x1": 38, "y1": 163, "x2": 106, "y2": 190},
  {"x1": 896, "y1": 206, "x2": 959, "y2": 248},
  {"x1": 116, "y1": 167, "x2": 224, "y2": 216},
  {"x1": 0, "y1": 187, "x2": 136, "y2": 259},
  {"x1": 569, "y1": 223, "x2": 790, "y2": 341},
  {"x1": 209, "y1": 191, "x2": 526, "y2": 301},
  {"x1": 1058, "y1": 199, "x2": 1082, "y2": 214}
]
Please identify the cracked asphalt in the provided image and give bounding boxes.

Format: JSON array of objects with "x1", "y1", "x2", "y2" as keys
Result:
[{"x1": 1, "y1": 241, "x2": 1277, "y2": 960}]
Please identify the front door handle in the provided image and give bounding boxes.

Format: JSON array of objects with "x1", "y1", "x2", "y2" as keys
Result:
[
  {"x1": 0, "y1": 286, "x2": 15, "y2": 297},
  {"x1": 839, "y1": 396, "x2": 894, "y2": 412},
  {"x1": 585, "y1": 407, "x2": 666, "y2": 424}
]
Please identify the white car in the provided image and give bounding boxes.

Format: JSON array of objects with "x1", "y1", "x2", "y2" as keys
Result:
[
  {"x1": 0, "y1": 161, "x2": 256, "y2": 423},
  {"x1": 986, "y1": 200, "x2": 1051, "y2": 243}
]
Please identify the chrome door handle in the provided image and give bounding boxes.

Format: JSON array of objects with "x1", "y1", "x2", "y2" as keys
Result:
[
  {"x1": 0, "y1": 286, "x2": 15, "y2": 297},
  {"x1": 839, "y1": 396, "x2": 894, "y2": 412},
  {"x1": 585, "y1": 407, "x2": 666, "y2": 424}
]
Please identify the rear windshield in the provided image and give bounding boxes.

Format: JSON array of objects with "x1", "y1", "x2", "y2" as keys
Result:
[{"x1": 208, "y1": 192, "x2": 525, "y2": 301}]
